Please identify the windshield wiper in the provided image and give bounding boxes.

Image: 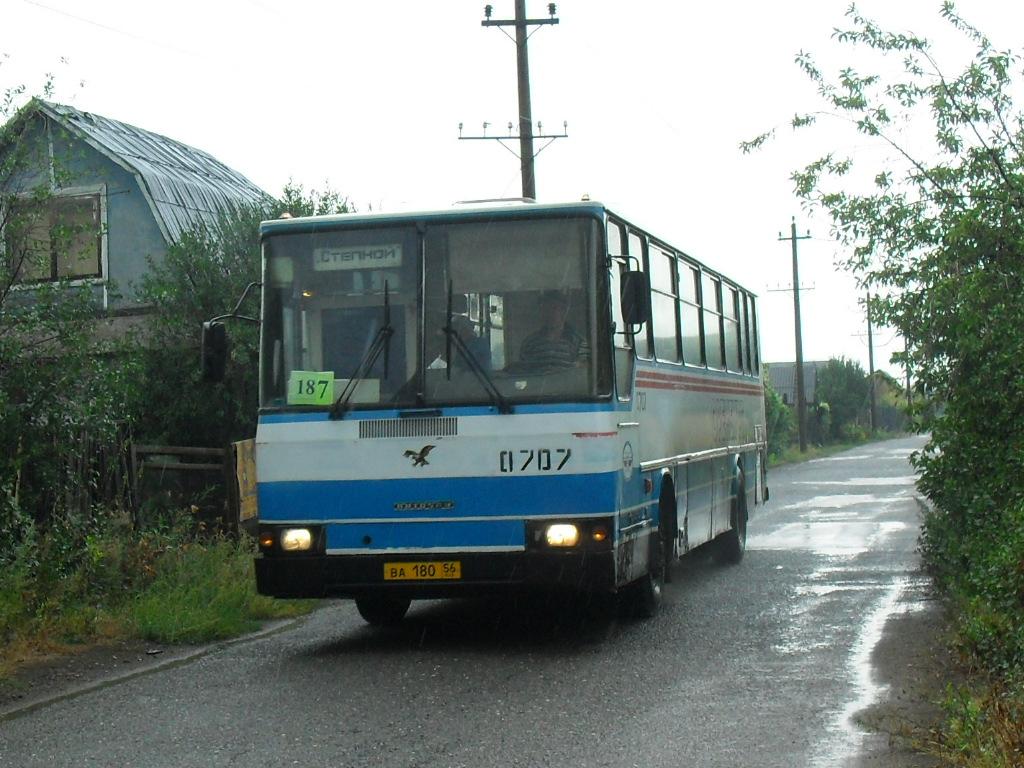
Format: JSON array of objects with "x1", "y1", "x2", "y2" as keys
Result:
[
  {"x1": 443, "y1": 280, "x2": 512, "y2": 414},
  {"x1": 329, "y1": 282, "x2": 393, "y2": 420}
]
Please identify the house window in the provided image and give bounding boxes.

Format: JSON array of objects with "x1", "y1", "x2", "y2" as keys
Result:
[{"x1": 7, "y1": 191, "x2": 104, "y2": 283}]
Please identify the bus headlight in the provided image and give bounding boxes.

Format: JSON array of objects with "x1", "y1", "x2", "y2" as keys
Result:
[
  {"x1": 545, "y1": 523, "x2": 580, "y2": 548},
  {"x1": 281, "y1": 528, "x2": 313, "y2": 552}
]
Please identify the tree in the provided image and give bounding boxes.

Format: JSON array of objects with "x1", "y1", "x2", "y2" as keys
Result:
[
  {"x1": 745, "y1": 2, "x2": 1024, "y2": 515},
  {"x1": 744, "y1": 3, "x2": 1024, "y2": 705},
  {"x1": 815, "y1": 357, "x2": 869, "y2": 440},
  {"x1": 135, "y1": 182, "x2": 351, "y2": 447},
  {"x1": 1, "y1": 77, "x2": 129, "y2": 531}
]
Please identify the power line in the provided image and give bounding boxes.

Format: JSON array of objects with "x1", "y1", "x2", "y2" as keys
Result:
[{"x1": 21, "y1": 0, "x2": 199, "y2": 58}]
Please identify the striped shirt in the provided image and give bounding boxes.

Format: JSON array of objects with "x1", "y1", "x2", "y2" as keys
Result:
[{"x1": 519, "y1": 327, "x2": 590, "y2": 371}]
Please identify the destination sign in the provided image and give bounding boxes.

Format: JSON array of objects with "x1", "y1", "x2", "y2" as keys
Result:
[{"x1": 313, "y1": 244, "x2": 402, "y2": 271}]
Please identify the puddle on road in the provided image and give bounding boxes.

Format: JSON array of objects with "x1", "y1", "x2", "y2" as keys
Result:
[
  {"x1": 810, "y1": 577, "x2": 911, "y2": 767},
  {"x1": 749, "y1": 520, "x2": 908, "y2": 556},
  {"x1": 779, "y1": 493, "x2": 883, "y2": 511},
  {"x1": 793, "y1": 476, "x2": 917, "y2": 487},
  {"x1": 811, "y1": 575, "x2": 933, "y2": 768},
  {"x1": 882, "y1": 448, "x2": 917, "y2": 458},
  {"x1": 807, "y1": 454, "x2": 874, "y2": 463}
]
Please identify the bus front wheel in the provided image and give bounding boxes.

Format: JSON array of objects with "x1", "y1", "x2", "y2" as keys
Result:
[
  {"x1": 633, "y1": 533, "x2": 665, "y2": 618},
  {"x1": 355, "y1": 596, "x2": 411, "y2": 626},
  {"x1": 633, "y1": 568, "x2": 664, "y2": 618}
]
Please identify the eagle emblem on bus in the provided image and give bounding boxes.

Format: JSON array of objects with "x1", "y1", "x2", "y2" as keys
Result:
[{"x1": 404, "y1": 445, "x2": 435, "y2": 467}]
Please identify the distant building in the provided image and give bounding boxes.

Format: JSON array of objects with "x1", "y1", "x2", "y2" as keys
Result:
[
  {"x1": 764, "y1": 360, "x2": 831, "y2": 405},
  {"x1": 1, "y1": 99, "x2": 269, "y2": 334}
]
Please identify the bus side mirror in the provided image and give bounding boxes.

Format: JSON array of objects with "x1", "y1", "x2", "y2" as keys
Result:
[
  {"x1": 620, "y1": 270, "x2": 650, "y2": 327},
  {"x1": 201, "y1": 321, "x2": 228, "y2": 383}
]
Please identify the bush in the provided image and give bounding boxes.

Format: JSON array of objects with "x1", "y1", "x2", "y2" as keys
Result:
[
  {"x1": 0, "y1": 509, "x2": 310, "y2": 667},
  {"x1": 763, "y1": 377, "x2": 795, "y2": 459}
]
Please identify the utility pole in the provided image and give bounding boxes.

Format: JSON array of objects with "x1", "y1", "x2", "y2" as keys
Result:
[
  {"x1": 866, "y1": 292, "x2": 877, "y2": 433},
  {"x1": 460, "y1": 2, "x2": 566, "y2": 200},
  {"x1": 779, "y1": 218, "x2": 811, "y2": 452}
]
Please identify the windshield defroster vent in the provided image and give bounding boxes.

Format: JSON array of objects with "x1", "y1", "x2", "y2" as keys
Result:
[{"x1": 359, "y1": 417, "x2": 458, "y2": 439}]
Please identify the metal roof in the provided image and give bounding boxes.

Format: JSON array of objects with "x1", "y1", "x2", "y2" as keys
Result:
[
  {"x1": 765, "y1": 361, "x2": 830, "y2": 404},
  {"x1": 34, "y1": 99, "x2": 270, "y2": 244}
]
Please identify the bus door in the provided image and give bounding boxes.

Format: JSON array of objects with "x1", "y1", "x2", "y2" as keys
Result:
[{"x1": 609, "y1": 225, "x2": 647, "y2": 581}]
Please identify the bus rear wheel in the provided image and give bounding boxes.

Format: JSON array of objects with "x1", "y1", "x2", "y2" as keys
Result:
[
  {"x1": 717, "y1": 471, "x2": 748, "y2": 565},
  {"x1": 355, "y1": 596, "x2": 411, "y2": 626}
]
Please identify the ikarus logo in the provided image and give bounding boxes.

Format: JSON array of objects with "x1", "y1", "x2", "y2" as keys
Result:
[{"x1": 403, "y1": 445, "x2": 435, "y2": 467}]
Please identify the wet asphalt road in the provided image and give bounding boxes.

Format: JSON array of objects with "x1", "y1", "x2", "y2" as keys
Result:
[{"x1": 0, "y1": 436, "x2": 928, "y2": 768}]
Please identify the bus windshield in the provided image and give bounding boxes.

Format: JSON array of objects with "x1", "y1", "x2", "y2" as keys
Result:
[{"x1": 260, "y1": 215, "x2": 611, "y2": 411}]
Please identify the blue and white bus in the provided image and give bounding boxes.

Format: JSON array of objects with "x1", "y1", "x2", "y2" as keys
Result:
[{"x1": 242, "y1": 201, "x2": 767, "y2": 624}]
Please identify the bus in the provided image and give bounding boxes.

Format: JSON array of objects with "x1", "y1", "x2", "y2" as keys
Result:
[{"x1": 208, "y1": 201, "x2": 768, "y2": 625}]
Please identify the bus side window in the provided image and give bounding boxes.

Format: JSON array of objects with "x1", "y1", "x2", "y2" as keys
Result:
[
  {"x1": 650, "y1": 245, "x2": 680, "y2": 363},
  {"x1": 742, "y1": 292, "x2": 752, "y2": 375},
  {"x1": 680, "y1": 263, "x2": 703, "y2": 366},
  {"x1": 724, "y1": 286, "x2": 741, "y2": 372},
  {"x1": 750, "y1": 295, "x2": 761, "y2": 374},
  {"x1": 702, "y1": 274, "x2": 725, "y2": 370}
]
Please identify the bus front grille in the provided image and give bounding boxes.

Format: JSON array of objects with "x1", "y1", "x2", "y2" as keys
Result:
[{"x1": 359, "y1": 417, "x2": 458, "y2": 439}]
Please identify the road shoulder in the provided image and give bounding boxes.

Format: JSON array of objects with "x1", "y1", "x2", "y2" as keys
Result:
[
  {"x1": 852, "y1": 592, "x2": 956, "y2": 767},
  {"x1": 0, "y1": 618, "x2": 302, "y2": 721}
]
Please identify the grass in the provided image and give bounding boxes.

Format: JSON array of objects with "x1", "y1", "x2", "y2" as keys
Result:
[
  {"x1": 931, "y1": 684, "x2": 1024, "y2": 767},
  {"x1": 768, "y1": 430, "x2": 909, "y2": 467},
  {"x1": 130, "y1": 537, "x2": 310, "y2": 644},
  {"x1": 0, "y1": 520, "x2": 313, "y2": 678}
]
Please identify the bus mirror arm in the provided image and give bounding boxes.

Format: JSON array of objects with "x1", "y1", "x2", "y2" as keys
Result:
[{"x1": 200, "y1": 281, "x2": 262, "y2": 383}]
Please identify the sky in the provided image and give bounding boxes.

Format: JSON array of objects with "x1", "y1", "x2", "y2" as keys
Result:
[{"x1": 5, "y1": 0, "x2": 1024, "y2": 378}]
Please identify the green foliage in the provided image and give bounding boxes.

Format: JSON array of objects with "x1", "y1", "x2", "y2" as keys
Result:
[
  {"x1": 128, "y1": 535, "x2": 309, "y2": 644},
  {"x1": 135, "y1": 183, "x2": 350, "y2": 446},
  {"x1": 748, "y1": 4, "x2": 1024, "y2": 762},
  {"x1": 0, "y1": 509, "x2": 311, "y2": 664},
  {"x1": 1, "y1": 83, "x2": 138, "y2": 531},
  {"x1": 937, "y1": 683, "x2": 1024, "y2": 768},
  {"x1": 815, "y1": 357, "x2": 870, "y2": 440},
  {"x1": 763, "y1": 375, "x2": 796, "y2": 458}
]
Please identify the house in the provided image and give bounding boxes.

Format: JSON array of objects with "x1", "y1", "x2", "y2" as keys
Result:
[
  {"x1": 764, "y1": 360, "x2": 831, "y2": 405},
  {"x1": 1, "y1": 99, "x2": 269, "y2": 334}
]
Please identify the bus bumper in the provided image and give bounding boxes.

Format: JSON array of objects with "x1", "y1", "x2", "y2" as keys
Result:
[{"x1": 255, "y1": 549, "x2": 616, "y2": 600}]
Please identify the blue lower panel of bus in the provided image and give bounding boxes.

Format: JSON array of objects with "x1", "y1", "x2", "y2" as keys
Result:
[
  {"x1": 325, "y1": 519, "x2": 525, "y2": 551},
  {"x1": 257, "y1": 472, "x2": 618, "y2": 526}
]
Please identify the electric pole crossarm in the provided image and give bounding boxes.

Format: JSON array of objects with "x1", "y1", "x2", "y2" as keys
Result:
[
  {"x1": 458, "y1": 131, "x2": 569, "y2": 141},
  {"x1": 482, "y1": 18, "x2": 559, "y2": 26},
  {"x1": 464, "y1": 1, "x2": 564, "y2": 200}
]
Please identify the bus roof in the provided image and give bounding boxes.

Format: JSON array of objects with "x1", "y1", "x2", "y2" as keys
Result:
[
  {"x1": 259, "y1": 200, "x2": 608, "y2": 237},
  {"x1": 258, "y1": 199, "x2": 758, "y2": 297}
]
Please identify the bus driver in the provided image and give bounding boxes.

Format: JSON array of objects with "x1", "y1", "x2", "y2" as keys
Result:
[{"x1": 518, "y1": 290, "x2": 590, "y2": 371}]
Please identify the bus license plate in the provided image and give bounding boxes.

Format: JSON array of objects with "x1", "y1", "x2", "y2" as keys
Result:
[{"x1": 383, "y1": 561, "x2": 462, "y2": 581}]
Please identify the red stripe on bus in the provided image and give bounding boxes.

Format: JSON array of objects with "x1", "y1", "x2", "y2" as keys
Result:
[
  {"x1": 635, "y1": 378, "x2": 763, "y2": 396},
  {"x1": 572, "y1": 431, "x2": 619, "y2": 438},
  {"x1": 635, "y1": 370, "x2": 762, "y2": 392}
]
